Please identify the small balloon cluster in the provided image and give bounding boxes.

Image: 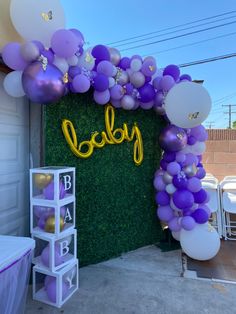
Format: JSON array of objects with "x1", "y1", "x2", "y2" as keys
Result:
[{"x1": 2, "y1": 27, "x2": 192, "y2": 109}]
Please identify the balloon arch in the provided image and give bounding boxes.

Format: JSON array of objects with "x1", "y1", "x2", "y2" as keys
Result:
[{"x1": 1, "y1": 0, "x2": 220, "y2": 261}]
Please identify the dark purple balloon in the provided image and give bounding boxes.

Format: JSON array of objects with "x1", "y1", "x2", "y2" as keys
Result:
[
  {"x1": 196, "y1": 167, "x2": 206, "y2": 179},
  {"x1": 192, "y1": 208, "x2": 209, "y2": 224},
  {"x1": 163, "y1": 152, "x2": 176, "y2": 162},
  {"x1": 22, "y1": 62, "x2": 65, "y2": 103},
  {"x1": 172, "y1": 174, "x2": 188, "y2": 189},
  {"x1": 160, "y1": 159, "x2": 168, "y2": 171},
  {"x1": 155, "y1": 191, "x2": 170, "y2": 206},
  {"x1": 173, "y1": 190, "x2": 194, "y2": 209},
  {"x1": 193, "y1": 189, "x2": 208, "y2": 204},
  {"x1": 124, "y1": 83, "x2": 134, "y2": 95},
  {"x1": 119, "y1": 57, "x2": 131, "y2": 70},
  {"x1": 138, "y1": 83, "x2": 155, "y2": 102},
  {"x1": 187, "y1": 136, "x2": 197, "y2": 145},
  {"x1": 163, "y1": 64, "x2": 180, "y2": 81},
  {"x1": 41, "y1": 49, "x2": 54, "y2": 64},
  {"x1": 68, "y1": 66, "x2": 81, "y2": 78},
  {"x1": 159, "y1": 125, "x2": 187, "y2": 152},
  {"x1": 93, "y1": 73, "x2": 109, "y2": 92},
  {"x1": 180, "y1": 74, "x2": 192, "y2": 81},
  {"x1": 92, "y1": 45, "x2": 110, "y2": 65}
]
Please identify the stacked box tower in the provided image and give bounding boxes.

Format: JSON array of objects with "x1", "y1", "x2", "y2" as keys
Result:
[{"x1": 30, "y1": 167, "x2": 79, "y2": 308}]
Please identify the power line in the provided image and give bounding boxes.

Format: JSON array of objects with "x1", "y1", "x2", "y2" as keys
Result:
[
  {"x1": 107, "y1": 10, "x2": 236, "y2": 45},
  {"x1": 115, "y1": 15, "x2": 236, "y2": 48},
  {"x1": 205, "y1": 122, "x2": 215, "y2": 129},
  {"x1": 178, "y1": 52, "x2": 236, "y2": 68},
  {"x1": 120, "y1": 20, "x2": 236, "y2": 52},
  {"x1": 223, "y1": 104, "x2": 236, "y2": 128},
  {"x1": 142, "y1": 31, "x2": 236, "y2": 57}
]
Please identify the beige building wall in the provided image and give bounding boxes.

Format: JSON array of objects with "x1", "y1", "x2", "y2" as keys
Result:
[
  {"x1": 0, "y1": 0, "x2": 23, "y2": 51},
  {"x1": 203, "y1": 129, "x2": 236, "y2": 182}
]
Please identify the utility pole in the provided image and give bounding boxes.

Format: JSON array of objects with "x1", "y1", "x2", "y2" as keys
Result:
[
  {"x1": 205, "y1": 122, "x2": 215, "y2": 129},
  {"x1": 223, "y1": 104, "x2": 236, "y2": 129}
]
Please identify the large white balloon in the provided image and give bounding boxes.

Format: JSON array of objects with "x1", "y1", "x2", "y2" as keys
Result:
[
  {"x1": 164, "y1": 82, "x2": 212, "y2": 128},
  {"x1": 10, "y1": 0, "x2": 65, "y2": 47},
  {"x1": 3, "y1": 71, "x2": 25, "y2": 97},
  {"x1": 180, "y1": 223, "x2": 220, "y2": 261}
]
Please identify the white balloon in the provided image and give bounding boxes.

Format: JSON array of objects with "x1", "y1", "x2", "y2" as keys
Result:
[
  {"x1": 180, "y1": 223, "x2": 220, "y2": 261},
  {"x1": 165, "y1": 184, "x2": 176, "y2": 195},
  {"x1": 165, "y1": 82, "x2": 212, "y2": 128},
  {"x1": 10, "y1": 0, "x2": 65, "y2": 47},
  {"x1": 108, "y1": 77, "x2": 115, "y2": 88},
  {"x1": 172, "y1": 231, "x2": 180, "y2": 241},
  {"x1": 3, "y1": 71, "x2": 25, "y2": 97},
  {"x1": 130, "y1": 58, "x2": 142, "y2": 72},
  {"x1": 191, "y1": 141, "x2": 206, "y2": 155},
  {"x1": 77, "y1": 50, "x2": 95, "y2": 71},
  {"x1": 67, "y1": 55, "x2": 78, "y2": 66},
  {"x1": 53, "y1": 56, "x2": 69, "y2": 74}
]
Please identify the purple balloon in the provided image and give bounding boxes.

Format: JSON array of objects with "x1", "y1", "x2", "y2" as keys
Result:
[
  {"x1": 160, "y1": 75, "x2": 175, "y2": 92},
  {"x1": 141, "y1": 59, "x2": 157, "y2": 77},
  {"x1": 46, "y1": 277, "x2": 69, "y2": 303},
  {"x1": 193, "y1": 189, "x2": 208, "y2": 204},
  {"x1": 94, "y1": 89, "x2": 110, "y2": 105},
  {"x1": 124, "y1": 83, "x2": 134, "y2": 95},
  {"x1": 163, "y1": 64, "x2": 180, "y2": 81},
  {"x1": 38, "y1": 216, "x2": 46, "y2": 229},
  {"x1": 153, "y1": 175, "x2": 166, "y2": 191},
  {"x1": 22, "y1": 62, "x2": 65, "y2": 103},
  {"x1": 138, "y1": 83, "x2": 155, "y2": 102},
  {"x1": 159, "y1": 125, "x2": 187, "y2": 152},
  {"x1": 32, "y1": 40, "x2": 45, "y2": 53},
  {"x1": 173, "y1": 190, "x2": 194, "y2": 209},
  {"x1": 139, "y1": 100, "x2": 154, "y2": 110},
  {"x1": 192, "y1": 208, "x2": 209, "y2": 224},
  {"x1": 110, "y1": 84, "x2": 124, "y2": 100},
  {"x1": 180, "y1": 74, "x2": 192, "y2": 81},
  {"x1": 153, "y1": 76, "x2": 163, "y2": 91},
  {"x1": 41, "y1": 246, "x2": 63, "y2": 268},
  {"x1": 70, "y1": 28, "x2": 85, "y2": 46},
  {"x1": 190, "y1": 125, "x2": 208, "y2": 142},
  {"x1": 92, "y1": 45, "x2": 110, "y2": 65},
  {"x1": 181, "y1": 216, "x2": 196, "y2": 230},
  {"x1": 2, "y1": 42, "x2": 28, "y2": 70},
  {"x1": 97, "y1": 60, "x2": 114, "y2": 77},
  {"x1": 111, "y1": 99, "x2": 122, "y2": 108},
  {"x1": 172, "y1": 174, "x2": 188, "y2": 189},
  {"x1": 93, "y1": 73, "x2": 109, "y2": 92},
  {"x1": 72, "y1": 74, "x2": 90, "y2": 93},
  {"x1": 175, "y1": 152, "x2": 186, "y2": 163},
  {"x1": 187, "y1": 136, "x2": 197, "y2": 145},
  {"x1": 163, "y1": 152, "x2": 176, "y2": 162},
  {"x1": 183, "y1": 153, "x2": 198, "y2": 166},
  {"x1": 160, "y1": 159, "x2": 168, "y2": 171},
  {"x1": 41, "y1": 49, "x2": 54, "y2": 64},
  {"x1": 44, "y1": 276, "x2": 55, "y2": 289},
  {"x1": 156, "y1": 191, "x2": 170, "y2": 206},
  {"x1": 68, "y1": 66, "x2": 81, "y2": 78},
  {"x1": 196, "y1": 167, "x2": 206, "y2": 179},
  {"x1": 154, "y1": 91, "x2": 164, "y2": 107},
  {"x1": 119, "y1": 57, "x2": 131, "y2": 70},
  {"x1": 167, "y1": 162, "x2": 181, "y2": 176},
  {"x1": 187, "y1": 177, "x2": 202, "y2": 193},
  {"x1": 51, "y1": 29, "x2": 79, "y2": 58},
  {"x1": 43, "y1": 181, "x2": 66, "y2": 200},
  {"x1": 157, "y1": 206, "x2": 174, "y2": 221},
  {"x1": 168, "y1": 217, "x2": 181, "y2": 232}
]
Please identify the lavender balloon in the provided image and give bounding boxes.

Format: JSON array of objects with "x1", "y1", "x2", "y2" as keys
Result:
[
  {"x1": 51, "y1": 29, "x2": 79, "y2": 59},
  {"x1": 181, "y1": 216, "x2": 196, "y2": 230},
  {"x1": 22, "y1": 62, "x2": 65, "y2": 103},
  {"x1": 160, "y1": 75, "x2": 175, "y2": 92},
  {"x1": 168, "y1": 217, "x2": 181, "y2": 232},
  {"x1": 159, "y1": 125, "x2": 187, "y2": 152},
  {"x1": 110, "y1": 85, "x2": 124, "y2": 100},
  {"x1": 2, "y1": 42, "x2": 28, "y2": 70},
  {"x1": 43, "y1": 181, "x2": 66, "y2": 200},
  {"x1": 72, "y1": 74, "x2": 90, "y2": 93},
  {"x1": 94, "y1": 89, "x2": 110, "y2": 105},
  {"x1": 157, "y1": 206, "x2": 174, "y2": 221}
]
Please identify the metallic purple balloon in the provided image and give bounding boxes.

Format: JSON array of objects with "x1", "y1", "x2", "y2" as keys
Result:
[
  {"x1": 22, "y1": 62, "x2": 65, "y2": 104},
  {"x1": 159, "y1": 125, "x2": 187, "y2": 152}
]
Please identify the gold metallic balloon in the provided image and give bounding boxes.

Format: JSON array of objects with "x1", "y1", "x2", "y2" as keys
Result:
[
  {"x1": 183, "y1": 164, "x2": 198, "y2": 177},
  {"x1": 44, "y1": 216, "x2": 64, "y2": 233},
  {"x1": 34, "y1": 173, "x2": 53, "y2": 189}
]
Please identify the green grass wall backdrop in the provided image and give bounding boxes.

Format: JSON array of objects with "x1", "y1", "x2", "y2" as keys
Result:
[{"x1": 44, "y1": 92, "x2": 165, "y2": 266}]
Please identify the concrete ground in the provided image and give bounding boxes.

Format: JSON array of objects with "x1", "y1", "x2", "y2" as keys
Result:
[{"x1": 25, "y1": 245, "x2": 236, "y2": 314}]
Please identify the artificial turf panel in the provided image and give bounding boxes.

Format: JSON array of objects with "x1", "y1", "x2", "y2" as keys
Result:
[{"x1": 44, "y1": 92, "x2": 165, "y2": 266}]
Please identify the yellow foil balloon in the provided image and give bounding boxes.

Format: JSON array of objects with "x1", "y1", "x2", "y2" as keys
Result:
[
  {"x1": 61, "y1": 104, "x2": 144, "y2": 166},
  {"x1": 44, "y1": 216, "x2": 64, "y2": 233},
  {"x1": 34, "y1": 173, "x2": 53, "y2": 189}
]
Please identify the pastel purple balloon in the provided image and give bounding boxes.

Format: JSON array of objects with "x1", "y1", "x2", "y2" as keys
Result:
[
  {"x1": 155, "y1": 191, "x2": 170, "y2": 206},
  {"x1": 72, "y1": 74, "x2": 90, "y2": 93},
  {"x1": 168, "y1": 217, "x2": 181, "y2": 232},
  {"x1": 41, "y1": 49, "x2": 54, "y2": 64},
  {"x1": 38, "y1": 216, "x2": 46, "y2": 229},
  {"x1": 193, "y1": 189, "x2": 208, "y2": 204},
  {"x1": 51, "y1": 29, "x2": 79, "y2": 58},
  {"x1": 196, "y1": 167, "x2": 206, "y2": 179},
  {"x1": 154, "y1": 91, "x2": 164, "y2": 107},
  {"x1": 183, "y1": 153, "x2": 198, "y2": 166},
  {"x1": 119, "y1": 57, "x2": 131, "y2": 70},
  {"x1": 44, "y1": 276, "x2": 55, "y2": 289},
  {"x1": 93, "y1": 73, "x2": 109, "y2": 92},
  {"x1": 159, "y1": 125, "x2": 187, "y2": 152},
  {"x1": 43, "y1": 181, "x2": 66, "y2": 200},
  {"x1": 32, "y1": 40, "x2": 44, "y2": 53},
  {"x1": 111, "y1": 99, "x2": 122, "y2": 108},
  {"x1": 124, "y1": 83, "x2": 134, "y2": 95},
  {"x1": 22, "y1": 62, "x2": 65, "y2": 103},
  {"x1": 141, "y1": 59, "x2": 157, "y2": 76},
  {"x1": 173, "y1": 190, "x2": 194, "y2": 209},
  {"x1": 94, "y1": 89, "x2": 110, "y2": 105},
  {"x1": 157, "y1": 206, "x2": 174, "y2": 221},
  {"x1": 190, "y1": 125, "x2": 208, "y2": 142},
  {"x1": 153, "y1": 175, "x2": 166, "y2": 191},
  {"x1": 192, "y1": 208, "x2": 209, "y2": 224},
  {"x1": 138, "y1": 83, "x2": 155, "y2": 102},
  {"x1": 139, "y1": 100, "x2": 154, "y2": 110},
  {"x1": 176, "y1": 152, "x2": 186, "y2": 163},
  {"x1": 46, "y1": 277, "x2": 69, "y2": 303},
  {"x1": 2, "y1": 42, "x2": 28, "y2": 70},
  {"x1": 180, "y1": 74, "x2": 192, "y2": 81},
  {"x1": 41, "y1": 246, "x2": 63, "y2": 268},
  {"x1": 163, "y1": 64, "x2": 180, "y2": 81},
  {"x1": 181, "y1": 216, "x2": 196, "y2": 230},
  {"x1": 167, "y1": 162, "x2": 181, "y2": 176},
  {"x1": 97, "y1": 60, "x2": 114, "y2": 77},
  {"x1": 92, "y1": 45, "x2": 110, "y2": 65},
  {"x1": 121, "y1": 95, "x2": 135, "y2": 110},
  {"x1": 70, "y1": 28, "x2": 85, "y2": 46},
  {"x1": 153, "y1": 76, "x2": 163, "y2": 91},
  {"x1": 160, "y1": 75, "x2": 175, "y2": 92},
  {"x1": 110, "y1": 85, "x2": 124, "y2": 100},
  {"x1": 187, "y1": 177, "x2": 202, "y2": 193},
  {"x1": 68, "y1": 66, "x2": 81, "y2": 78},
  {"x1": 172, "y1": 174, "x2": 188, "y2": 189}
]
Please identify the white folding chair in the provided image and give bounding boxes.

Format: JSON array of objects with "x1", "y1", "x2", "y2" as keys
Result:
[
  {"x1": 220, "y1": 179, "x2": 236, "y2": 240},
  {"x1": 202, "y1": 176, "x2": 222, "y2": 237}
]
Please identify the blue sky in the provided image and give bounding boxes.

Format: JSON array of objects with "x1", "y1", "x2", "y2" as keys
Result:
[{"x1": 61, "y1": 0, "x2": 236, "y2": 128}]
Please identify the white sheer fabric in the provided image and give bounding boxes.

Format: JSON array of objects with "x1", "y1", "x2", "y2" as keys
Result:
[{"x1": 0, "y1": 251, "x2": 32, "y2": 314}]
